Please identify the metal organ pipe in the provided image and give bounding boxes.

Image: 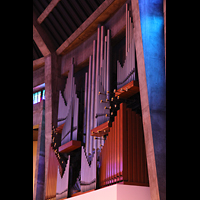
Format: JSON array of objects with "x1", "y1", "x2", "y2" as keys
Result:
[
  {"x1": 106, "y1": 29, "x2": 110, "y2": 101},
  {"x1": 83, "y1": 25, "x2": 111, "y2": 156},
  {"x1": 83, "y1": 72, "x2": 88, "y2": 144},
  {"x1": 94, "y1": 25, "x2": 101, "y2": 131},
  {"x1": 58, "y1": 58, "x2": 79, "y2": 146},
  {"x1": 91, "y1": 40, "x2": 97, "y2": 150},
  {"x1": 86, "y1": 56, "x2": 92, "y2": 155},
  {"x1": 117, "y1": 3, "x2": 136, "y2": 90}
]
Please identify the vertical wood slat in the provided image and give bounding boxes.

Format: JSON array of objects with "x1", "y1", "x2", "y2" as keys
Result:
[
  {"x1": 114, "y1": 115, "x2": 117, "y2": 182},
  {"x1": 116, "y1": 109, "x2": 120, "y2": 181},
  {"x1": 109, "y1": 122, "x2": 111, "y2": 183},
  {"x1": 119, "y1": 105, "x2": 123, "y2": 179},
  {"x1": 45, "y1": 144, "x2": 59, "y2": 199},
  {"x1": 103, "y1": 138, "x2": 105, "y2": 186},
  {"x1": 111, "y1": 120, "x2": 114, "y2": 183},
  {"x1": 106, "y1": 133, "x2": 108, "y2": 185},
  {"x1": 107, "y1": 129, "x2": 110, "y2": 185},
  {"x1": 132, "y1": 111, "x2": 137, "y2": 183},
  {"x1": 136, "y1": 114, "x2": 141, "y2": 182},
  {"x1": 140, "y1": 115, "x2": 144, "y2": 183},
  {"x1": 109, "y1": 126, "x2": 112, "y2": 184},
  {"x1": 121, "y1": 103, "x2": 128, "y2": 182},
  {"x1": 99, "y1": 151, "x2": 101, "y2": 187},
  {"x1": 127, "y1": 108, "x2": 133, "y2": 182}
]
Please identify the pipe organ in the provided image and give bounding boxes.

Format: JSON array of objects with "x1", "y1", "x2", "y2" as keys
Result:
[
  {"x1": 80, "y1": 146, "x2": 97, "y2": 193},
  {"x1": 81, "y1": 25, "x2": 111, "y2": 193},
  {"x1": 84, "y1": 25, "x2": 111, "y2": 157},
  {"x1": 57, "y1": 58, "x2": 79, "y2": 145},
  {"x1": 117, "y1": 4, "x2": 135, "y2": 89},
  {"x1": 99, "y1": 103, "x2": 149, "y2": 187},
  {"x1": 56, "y1": 155, "x2": 70, "y2": 200},
  {"x1": 44, "y1": 2, "x2": 150, "y2": 199},
  {"x1": 45, "y1": 144, "x2": 71, "y2": 199}
]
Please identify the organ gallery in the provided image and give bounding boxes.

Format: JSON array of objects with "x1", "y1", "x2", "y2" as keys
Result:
[{"x1": 33, "y1": 0, "x2": 166, "y2": 199}]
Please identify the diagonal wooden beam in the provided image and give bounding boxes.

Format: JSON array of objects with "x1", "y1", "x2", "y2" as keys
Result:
[
  {"x1": 33, "y1": 25, "x2": 51, "y2": 57},
  {"x1": 33, "y1": 57, "x2": 45, "y2": 71},
  {"x1": 56, "y1": 0, "x2": 127, "y2": 55},
  {"x1": 37, "y1": 0, "x2": 61, "y2": 24},
  {"x1": 33, "y1": 10, "x2": 56, "y2": 59}
]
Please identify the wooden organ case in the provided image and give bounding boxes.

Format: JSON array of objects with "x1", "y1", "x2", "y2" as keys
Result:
[{"x1": 99, "y1": 103, "x2": 149, "y2": 187}]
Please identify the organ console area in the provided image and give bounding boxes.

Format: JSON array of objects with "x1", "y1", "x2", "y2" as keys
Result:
[{"x1": 35, "y1": 2, "x2": 151, "y2": 199}]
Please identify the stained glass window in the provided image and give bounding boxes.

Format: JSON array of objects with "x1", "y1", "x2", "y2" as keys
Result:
[
  {"x1": 42, "y1": 90, "x2": 45, "y2": 100},
  {"x1": 37, "y1": 91, "x2": 41, "y2": 103},
  {"x1": 33, "y1": 89, "x2": 45, "y2": 104}
]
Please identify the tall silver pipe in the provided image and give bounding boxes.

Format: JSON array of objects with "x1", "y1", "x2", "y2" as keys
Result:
[
  {"x1": 128, "y1": 10, "x2": 130, "y2": 53},
  {"x1": 86, "y1": 56, "x2": 92, "y2": 155},
  {"x1": 94, "y1": 25, "x2": 101, "y2": 129},
  {"x1": 126, "y1": 3, "x2": 128, "y2": 57},
  {"x1": 83, "y1": 72, "x2": 88, "y2": 144},
  {"x1": 104, "y1": 36, "x2": 107, "y2": 93},
  {"x1": 106, "y1": 29, "x2": 110, "y2": 101},
  {"x1": 91, "y1": 40, "x2": 97, "y2": 150}
]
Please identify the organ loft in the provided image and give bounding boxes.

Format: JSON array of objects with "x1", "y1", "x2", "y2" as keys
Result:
[{"x1": 33, "y1": 0, "x2": 166, "y2": 200}]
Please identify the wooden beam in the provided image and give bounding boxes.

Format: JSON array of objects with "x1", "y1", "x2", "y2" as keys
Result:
[
  {"x1": 33, "y1": 25, "x2": 50, "y2": 57},
  {"x1": 33, "y1": 11, "x2": 56, "y2": 58},
  {"x1": 58, "y1": 140, "x2": 81, "y2": 153},
  {"x1": 114, "y1": 80, "x2": 139, "y2": 99},
  {"x1": 37, "y1": 0, "x2": 61, "y2": 24},
  {"x1": 56, "y1": 0, "x2": 127, "y2": 55},
  {"x1": 33, "y1": 57, "x2": 45, "y2": 71},
  {"x1": 91, "y1": 121, "x2": 110, "y2": 137}
]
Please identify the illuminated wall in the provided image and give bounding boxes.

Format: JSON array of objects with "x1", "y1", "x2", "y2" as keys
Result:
[{"x1": 138, "y1": 0, "x2": 166, "y2": 199}]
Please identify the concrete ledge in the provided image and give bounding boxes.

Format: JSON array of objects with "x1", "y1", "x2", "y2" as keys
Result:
[{"x1": 66, "y1": 184, "x2": 151, "y2": 200}]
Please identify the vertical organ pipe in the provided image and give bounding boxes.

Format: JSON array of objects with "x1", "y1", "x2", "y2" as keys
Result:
[
  {"x1": 86, "y1": 56, "x2": 92, "y2": 155},
  {"x1": 91, "y1": 40, "x2": 97, "y2": 150},
  {"x1": 106, "y1": 29, "x2": 110, "y2": 101},
  {"x1": 95, "y1": 25, "x2": 101, "y2": 149},
  {"x1": 83, "y1": 72, "x2": 88, "y2": 144},
  {"x1": 126, "y1": 3, "x2": 128, "y2": 57}
]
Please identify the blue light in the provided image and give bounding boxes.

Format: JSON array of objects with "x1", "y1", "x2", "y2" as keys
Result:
[
  {"x1": 138, "y1": 0, "x2": 165, "y2": 111},
  {"x1": 42, "y1": 90, "x2": 45, "y2": 100}
]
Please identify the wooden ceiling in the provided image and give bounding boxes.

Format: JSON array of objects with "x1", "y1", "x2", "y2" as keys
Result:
[
  {"x1": 33, "y1": 0, "x2": 127, "y2": 71},
  {"x1": 33, "y1": 0, "x2": 105, "y2": 61}
]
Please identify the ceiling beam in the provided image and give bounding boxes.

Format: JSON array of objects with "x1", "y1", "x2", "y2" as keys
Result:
[
  {"x1": 33, "y1": 11, "x2": 57, "y2": 54},
  {"x1": 37, "y1": 0, "x2": 61, "y2": 24},
  {"x1": 33, "y1": 57, "x2": 45, "y2": 71},
  {"x1": 56, "y1": 0, "x2": 127, "y2": 56},
  {"x1": 33, "y1": 25, "x2": 51, "y2": 57}
]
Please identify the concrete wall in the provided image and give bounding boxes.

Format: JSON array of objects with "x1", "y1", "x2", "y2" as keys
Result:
[
  {"x1": 33, "y1": 66, "x2": 45, "y2": 88},
  {"x1": 131, "y1": 0, "x2": 166, "y2": 199}
]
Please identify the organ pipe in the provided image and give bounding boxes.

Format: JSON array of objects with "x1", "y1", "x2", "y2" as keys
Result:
[
  {"x1": 117, "y1": 3, "x2": 136, "y2": 89},
  {"x1": 57, "y1": 58, "x2": 79, "y2": 145},
  {"x1": 99, "y1": 103, "x2": 149, "y2": 187},
  {"x1": 84, "y1": 25, "x2": 111, "y2": 156}
]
